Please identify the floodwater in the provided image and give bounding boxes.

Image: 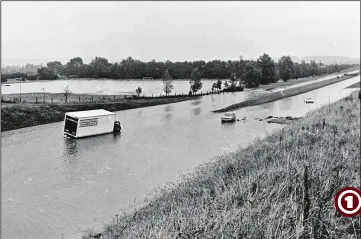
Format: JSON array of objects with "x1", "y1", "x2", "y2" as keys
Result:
[
  {"x1": 1, "y1": 70, "x2": 358, "y2": 96},
  {"x1": 1, "y1": 79, "x2": 218, "y2": 96},
  {"x1": 2, "y1": 76, "x2": 359, "y2": 239}
]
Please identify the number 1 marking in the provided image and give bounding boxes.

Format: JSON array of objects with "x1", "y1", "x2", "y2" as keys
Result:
[{"x1": 345, "y1": 195, "x2": 353, "y2": 209}]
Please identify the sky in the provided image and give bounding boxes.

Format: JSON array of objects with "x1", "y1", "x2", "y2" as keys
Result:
[{"x1": 1, "y1": 1, "x2": 360, "y2": 65}]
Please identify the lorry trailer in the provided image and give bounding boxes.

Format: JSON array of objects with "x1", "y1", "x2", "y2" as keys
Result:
[{"x1": 64, "y1": 109, "x2": 121, "y2": 138}]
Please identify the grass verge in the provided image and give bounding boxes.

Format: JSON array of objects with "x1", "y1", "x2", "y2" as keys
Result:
[
  {"x1": 213, "y1": 74, "x2": 358, "y2": 113},
  {"x1": 83, "y1": 91, "x2": 360, "y2": 239},
  {"x1": 346, "y1": 82, "x2": 360, "y2": 89},
  {"x1": 1, "y1": 96, "x2": 199, "y2": 132}
]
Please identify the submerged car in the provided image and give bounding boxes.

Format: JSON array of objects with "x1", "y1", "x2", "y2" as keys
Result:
[
  {"x1": 304, "y1": 97, "x2": 314, "y2": 104},
  {"x1": 221, "y1": 112, "x2": 236, "y2": 123}
]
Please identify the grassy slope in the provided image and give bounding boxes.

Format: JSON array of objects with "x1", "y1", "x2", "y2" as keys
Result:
[
  {"x1": 1, "y1": 96, "x2": 199, "y2": 132},
  {"x1": 214, "y1": 74, "x2": 358, "y2": 113},
  {"x1": 346, "y1": 82, "x2": 360, "y2": 89},
  {"x1": 84, "y1": 92, "x2": 360, "y2": 239}
]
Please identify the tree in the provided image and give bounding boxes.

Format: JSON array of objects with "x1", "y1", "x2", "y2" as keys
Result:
[
  {"x1": 215, "y1": 79, "x2": 222, "y2": 90},
  {"x1": 63, "y1": 85, "x2": 71, "y2": 103},
  {"x1": 189, "y1": 68, "x2": 202, "y2": 93},
  {"x1": 310, "y1": 60, "x2": 319, "y2": 76},
  {"x1": 90, "y1": 57, "x2": 111, "y2": 78},
  {"x1": 65, "y1": 57, "x2": 83, "y2": 76},
  {"x1": 229, "y1": 73, "x2": 238, "y2": 88},
  {"x1": 278, "y1": 56, "x2": 294, "y2": 82},
  {"x1": 37, "y1": 67, "x2": 58, "y2": 80},
  {"x1": 1, "y1": 75, "x2": 7, "y2": 82},
  {"x1": 68, "y1": 57, "x2": 83, "y2": 67},
  {"x1": 242, "y1": 62, "x2": 261, "y2": 88},
  {"x1": 257, "y1": 53, "x2": 277, "y2": 84},
  {"x1": 162, "y1": 69, "x2": 174, "y2": 95},
  {"x1": 224, "y1": 81, "x2": 229, "y2": 89},
  {"x1": 211, "y1": 82, "x2": 217, "y2": 93},
  {"x1": 292, "y1": 63, "x2": 301, "y2": 79},
  {"x1": 135, "y1": 86, "x2": 142, "y2": 97},
  {"x1": 300, "y1": 60, "x2": 308, "y2": 78},
  {"x1": 78, "y1": 64, "x2": 94, "y2": 78},
  {"x1": 47, "y1": 61, "x2": 63, "y2": 75}
]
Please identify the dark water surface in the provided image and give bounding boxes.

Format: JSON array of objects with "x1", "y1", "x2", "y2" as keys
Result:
[{"x1": 2, "y1": 76, "x2": 359, "y2": 239}]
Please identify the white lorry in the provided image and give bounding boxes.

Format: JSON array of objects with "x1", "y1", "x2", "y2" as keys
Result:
[{"x1": 64, "y1": 109, "x2": 121, "y2": 138}]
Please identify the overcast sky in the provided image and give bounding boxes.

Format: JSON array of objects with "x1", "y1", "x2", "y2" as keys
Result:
[{"x1": 2, "y1": 1, "x2": 360, "y2": 65}]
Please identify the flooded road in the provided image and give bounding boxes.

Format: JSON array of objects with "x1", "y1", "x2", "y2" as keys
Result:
[{"x1": 2, "y1": 76, "x2": 359, "y2": 239}]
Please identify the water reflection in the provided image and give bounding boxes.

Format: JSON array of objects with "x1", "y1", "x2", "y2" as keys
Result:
[
  {"x1": 61, "y1": 138, "x2": 79, "y2": 183},
  {"x1": 191, "y1": 99, "x2": 202, "y2": 106},
  {"x1": 164, "y1": 105, "x2": 173, "y2": 112},
  {"x1": 61, "y1": 133, "x2": 122, "y2": 182},
  {"x1": 113, "y1": 132, "x2": 122, "y2": 141},
  {"x1": 192, "y1": 107, "x2": 201, "y2": 116},
  {"x1": 220, "y1": 121, "x2": 237, "y2": 130},
  {"x1": 164, "y1": 113, "x2": 173, "y2": 121}
]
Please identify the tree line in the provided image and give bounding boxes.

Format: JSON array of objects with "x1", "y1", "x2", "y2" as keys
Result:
[{"x1": 1, "y1": 55, "x2": 356, "y2": 88}]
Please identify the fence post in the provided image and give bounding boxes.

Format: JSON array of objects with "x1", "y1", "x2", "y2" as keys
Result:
[
  {"x1": 303, "y1": 165, "x2": 310, "y2": 233},
  {"x1": 79, "y1": 96, "x2": 81, "y2": 102},
  {"x1": 36, "y1": 97, "x2": 38, "y2": 103}
]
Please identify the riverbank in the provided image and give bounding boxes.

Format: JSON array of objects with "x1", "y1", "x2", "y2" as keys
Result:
[
  {"x1": 83, "y1": 91, "x2": 360, "y2": 239},
  {"x1": 0, "y1": 96, "x2": 200, "y2": 132},
  {"x1": 213, "y1": 74, "x2": 359, "y2": 113}
]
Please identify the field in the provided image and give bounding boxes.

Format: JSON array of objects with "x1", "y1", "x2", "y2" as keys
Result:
[{"x1": 83, "y1": 91, "x2": 360, "y2": 239}]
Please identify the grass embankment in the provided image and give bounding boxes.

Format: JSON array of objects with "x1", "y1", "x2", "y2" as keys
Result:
[
  {"x1": 346, "y1": 82, "x2": 360, "y2": 89},
  {"x1": 83, "y1": 92, "x2": 360, "y2": 239},
  {"x1": 1, "y1": 92, "x2": 129, "y2": 104},
  {"x1": 2, "y1": 91, "x2": 215, "y2": 104},
  {"x1": 214, "y1": 74, "x2": 359, "y2": 113},
  {"x1": 0, "y1": 96, "x2": 199, "y2": 132}
]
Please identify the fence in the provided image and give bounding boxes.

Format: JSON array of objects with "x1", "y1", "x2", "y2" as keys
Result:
[{"x1": 1, "y1": 90, "x2": 227, "y2": 104}]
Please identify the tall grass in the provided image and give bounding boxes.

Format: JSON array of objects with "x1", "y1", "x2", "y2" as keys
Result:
[{"x1": 83, "y1": 92, "x2": 360, "y2": 239}]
